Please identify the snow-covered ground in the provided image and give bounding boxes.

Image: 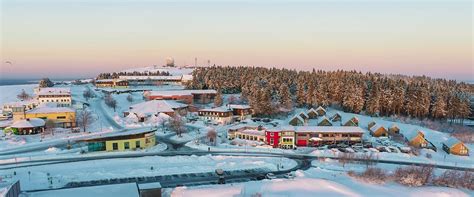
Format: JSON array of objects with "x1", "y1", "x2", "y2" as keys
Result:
[
  {"x1": 26, "y1": 183, "x2": 140, "y2": 197},
  {"x1": 168, "y1": 167, "x2": 472, "y2": 197},
  {"x1": 1, "y1": 155, "x2": 296, "y2": 191},
  {"x1": 0, "y1": 84, "x2": 37, "y2": 105}
]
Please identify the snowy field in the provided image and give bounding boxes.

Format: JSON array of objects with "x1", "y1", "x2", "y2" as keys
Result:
[
  {"x1": 168, "y1": 167, "x2": 473, "y2": 197},
  {"x1": 0, "y1": 84, "x2": 36, "y2": 105},
  {"x1": 1, "y1": 155, "x2": 296, "y2": 191}
]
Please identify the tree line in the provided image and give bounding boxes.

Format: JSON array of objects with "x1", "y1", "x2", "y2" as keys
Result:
[
  {"x1": 97, "y1": 71, "x2": 171, "y2": 79},
  {"x1": 186, "y1": 66, "x2": 472, "y2": 122}
]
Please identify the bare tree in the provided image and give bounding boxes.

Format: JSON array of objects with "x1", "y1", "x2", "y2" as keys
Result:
[
  {"x1": 207, "y1": 129, "x2": 217, "y2": 146},
  {"x1": 126, "y1": 94, "x2": 133, "y2": 103},
  {"x1": 76, "y1": 110, "x2": 96, "y2": 132},
  {"x1": 44, "y1": 119, "x2": 56, "y2": 136},
  {"x1": 105, "y1": 94, "x2": 117, "y2": 112},
  {"x1": 83, "y1": 89, "x2": 95, "y2": 101},
  {"x1": 169, "y1": 115, "x2": 186, "y2": 137},
  {"x1": 17, "y1": 89, "x2": 31, "y2": 101}
]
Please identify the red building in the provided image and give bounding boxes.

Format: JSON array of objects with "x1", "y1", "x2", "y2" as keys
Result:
[{"x1": 265, "y1": 129, "x2": 281, "y2": 148}]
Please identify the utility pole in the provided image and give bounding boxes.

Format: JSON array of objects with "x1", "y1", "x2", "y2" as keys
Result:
[{"x1": 195, "y1": 57, "x2": 197, "y2": 67}]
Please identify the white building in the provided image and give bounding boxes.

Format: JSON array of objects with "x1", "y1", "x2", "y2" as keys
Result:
[
  {"x1": 35, "y1": 87, "x2": 72, "y2": 107},
  {"x1": 198, "y1": 106, "x2": 234, "y2": 125}
]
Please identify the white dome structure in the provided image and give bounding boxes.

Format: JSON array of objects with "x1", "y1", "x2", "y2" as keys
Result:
[{"x1": 166, "y1": 57, "x2": 175, "y2": 67}]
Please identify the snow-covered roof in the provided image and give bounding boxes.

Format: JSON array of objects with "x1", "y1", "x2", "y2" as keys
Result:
[
  {"x1": 294, "y1": 126, "x2": 365, "y2": 133},
  {"x1": 369, "y1": 124, "x2": 386, "y2": 132},
  {"x1": 240, "y1": 129, "x2": 265, "y2": 136},
  {"x1": 317, "y1": 116, "x2": 331, "y2": 124},
  {"x1": 36, "y1": 87, "x2": 71, "y2": 96},
  {"x1": 95, "y1": 79, "x2": 115, "y2": 82},
  {"x1": 341, "y1": 115, "x2": 359, "y2": 124},
  {"x1": 128, "y1": 100, "x2": 187, "y2": 117},
  {"x1": 84, "y1": 128, "x2": 156, "y2": 140},
  {"x1": 228, "y1": 104, "x2": 251, "y2": 110},
  {"x1": 266, "y1": 125, "x2": 294, "y2": 131},
  {"x1": 228, "y1": 124, "x2": 260, "y2": 131},
  {"x1": 2, "y1": 100, "x2": 37, "y2": 107},
  {"x1": 404, "y1": 130, "x2": 424, "y2": 141},
  {"x1": 26, "y1": 106, "x2": 75, "y2": 114},
  {"x1": 309, "y1": 137, "x2": 323, "y2": 141},
  {"x1": 10, "y1": 118, "x2": 45, "y2": 128},
  {"x1": 146, "y1": 89, "x2": 217, "y2": 97},
  {"x1": 290, "y1": 114, "x2": 305, "y2": 123},
  {"x1": 389, "y1": 123, "x2": 399, "y2": 129},
  {"x1": 199, "y1": 106, "x2": 232, "y2": 112},
  {"x1": 307, "y1": 108, "x2": 318, "y2": 114},
  {"x1": 181, "y1": 74, "x2": 193, "y2": 81},
  {"x1": 118, "y1": 75, "x2": 183, "y2": 80},
  {"x1": 315, "y1": 106, "x2": 326, "y2": 113},
  {"x1": 443, "y1": 138, "x2": 462, "y2": 148},
  {"x1": 299, "y1": 111, "x2": 309, "y2": 118}
]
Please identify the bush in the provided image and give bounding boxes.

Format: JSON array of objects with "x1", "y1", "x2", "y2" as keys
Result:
[
  {"x1": 348, "y1": 167, "x2": 387, "y2": 184},
  {"x1": 393, "y1": 166, "x2": 434, "y2": 187},
  {"x1": 433, "y1": 170, "x2": 474, "y2": 190}
]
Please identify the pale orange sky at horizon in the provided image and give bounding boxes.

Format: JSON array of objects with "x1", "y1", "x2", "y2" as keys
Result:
[{"x1": 1, "y1": 0, "x2": 472, "y2": 81}]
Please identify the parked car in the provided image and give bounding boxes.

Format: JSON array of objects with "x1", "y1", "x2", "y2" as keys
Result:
[
  {"x1": 284, "y1": 172, "x2": 295, "y2": 179},
  {"x1": 266, "y1": 173, "x2": 277, "y2": 179},
  {"x1": 215, "y1": 169, "x2": 225, "y2": 184},
  {"x1": 256, "y1": 174, "x2": 266, "y2": 180}
]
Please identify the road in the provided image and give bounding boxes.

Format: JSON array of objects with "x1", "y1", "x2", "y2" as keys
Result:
[
  {"x1": 24, "y1": 158, "x2": 310, "y2": 193},
  {"x1": 1, "y1": 150, "x2": 472, "y2": 172}
]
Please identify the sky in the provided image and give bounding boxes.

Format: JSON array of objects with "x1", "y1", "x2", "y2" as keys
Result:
[{"x1": 0, "y1": 0, "x2": 472, "y2": 80}]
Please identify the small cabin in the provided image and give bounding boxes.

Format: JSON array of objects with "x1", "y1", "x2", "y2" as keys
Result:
[
  {"x1": 368, "y1": 121, "x2": 376, "y2": 130},
  {"x1": 330, "y1": 112, "x2": 341, "y2": 122},
  {"x1": 289, "y1": 115, "x2": 305, "y2": 126},
  {"x1": 442, "y1": 138, "x2": 469, "y2": 156},
  {"x1": 307, "y1": 108, "x2": 319, "y2": 119},
  {"x1": 342, "y1": 116, "x2": 359, "y2": 127},
  {"x1": 404, "y1": 130, "x2": 428, "y2": 148},
  {"x1": 369, "y1": 124, "x2": 388, "y2": 137},
  {"x1": 389, "y1": 124, "x2": 400, "y2": 135},
  {"x1": 317, "y1": 116, "x2": 332, "y2": 126},
  {"x1": 315, "y1": 106, "x2": 326, "y2": 116},
  {"x1": 298, "y1": 111, "x2": 309, "y2": 120}
]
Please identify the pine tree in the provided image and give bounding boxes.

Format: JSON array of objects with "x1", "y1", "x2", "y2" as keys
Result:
[
  {"x1": 278, "y1": 83, "x2": 292, "y2": 110},
  {"x1": 214, "y1": 89, "x2": 223, "y2": 107},
  {"x1": 366, "y1": 81, "x2": 381, "y2": 116}
]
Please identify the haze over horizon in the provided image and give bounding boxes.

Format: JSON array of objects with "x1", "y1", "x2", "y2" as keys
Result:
[{"x1": 1, "y1": 0, "x2": 472, "y2": 81}]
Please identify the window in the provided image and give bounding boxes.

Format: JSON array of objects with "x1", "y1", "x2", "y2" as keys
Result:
[
  {"x1": 270, "y1": 138, "x2": 274, "y2": 145},
  {"x1": 124, "y1": 142, "x2": 130, "y2": 149},
  {"x1": 57, "y1": 116, "x2": 66, "y2": 119},
  {"x1": 136, "y1": 141, "x2": 141, "y2": 148},
  {"x1": 112, "y1": 143, "x2": 118, "y2": 150},
  {"x1": 270, "y1": 132, "x2": 274, "y2": 137}
]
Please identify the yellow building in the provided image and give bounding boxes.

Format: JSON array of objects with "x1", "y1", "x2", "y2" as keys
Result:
[
  {"x1": 23, "y1": 106, "x2": 76, "y2": 128},
  {"x1": 369, "y1": 124, "x2": 388, "y2": 137},
  {"x1": 13, "y1": 106, "x2": 76, "y2": 128},
  {"x1": 83, "y1": 129, "x2": 156, "y2": 152},
  {"x1": 443, "y1": 138, "x2": 469, "y2": 156},
  {"x1": 405, "y1": 130, "x2": 428, "y2": 148}
]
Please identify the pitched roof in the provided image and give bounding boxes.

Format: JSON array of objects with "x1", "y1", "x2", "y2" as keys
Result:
[
  {"x1": 290, "y1": 114, "x2": 305, "y2": 123},
  {"x1": 315, "y1": 106, "x2": 326, "y2": 112},
  {"x1": 317, "y1": 116, "x2": 331, "y2": 124},
  {"x1": 307, "y1": 108, "x2": 318, "y2": 114},
  {"x1": 299, "y1": 111, "x2": 309, "y2": 118},
  {"x1": 198, "y1": 106, "x2": 232, "y2": 113},
  {"x1": 443, "y1": 137, "x2": 462, "y2": 148},
  {"x1": 404, "y1": 130, "x2": 424, "y2": 141},
  {"x1": 228, "y1": 104, "x2": 251, "y2": 110},
  {"x1": 145, "y1": 89, "x2": 217, "y2": 97},
  {"x1": 10, "y1": 118, "x2": 45, "y2": 128},
  {"x1": 128, "y1": 100, "x2": 187, "y2": 117},
  {"x1": 369, "y1": 124, "x2": 386, "y2": 132}
]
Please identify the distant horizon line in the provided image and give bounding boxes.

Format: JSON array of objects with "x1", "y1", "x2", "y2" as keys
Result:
[{"x1": 1, "y1": 65, "x2": 473, "y2": 83}]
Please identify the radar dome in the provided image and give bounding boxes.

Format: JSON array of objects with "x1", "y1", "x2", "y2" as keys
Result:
[{"x1": 166, "y1": 57, "x2": 175, "y2": 67}]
